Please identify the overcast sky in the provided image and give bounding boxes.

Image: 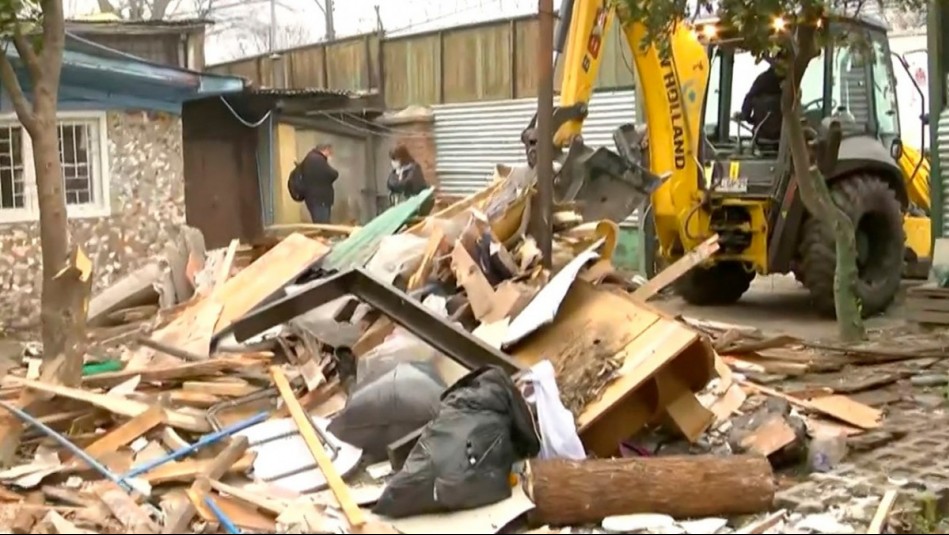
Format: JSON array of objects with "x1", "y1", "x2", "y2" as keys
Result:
[{"x1": 66, "y1": 0, "x2": 540, "y2": 64}]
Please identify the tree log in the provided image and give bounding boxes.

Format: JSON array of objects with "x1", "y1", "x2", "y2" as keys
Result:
[{"x1": 527, "y1": 455, "x2": 775, "y2": 525}]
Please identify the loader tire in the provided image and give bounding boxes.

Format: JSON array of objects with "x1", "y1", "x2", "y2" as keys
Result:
[
  {"x1": 675, "y1": 261, "x2": 755, "y2": 306},
  {"x1": 797, "y1": 173, "x2": 904, "y2": 318}
]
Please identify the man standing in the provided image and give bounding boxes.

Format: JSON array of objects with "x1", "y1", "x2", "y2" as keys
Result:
[{"x1": 301, "y1": 143, "x2": 338, "y2": 223}]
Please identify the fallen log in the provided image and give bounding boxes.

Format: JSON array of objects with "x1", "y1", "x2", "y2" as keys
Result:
[{"x1": 526, "y1": 455, "x2": 775, "y2": 525}]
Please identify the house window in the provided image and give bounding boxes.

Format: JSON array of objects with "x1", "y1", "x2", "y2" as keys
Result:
[{"x1": 0, "y1": 112, "x2": 110, "y2": 223}]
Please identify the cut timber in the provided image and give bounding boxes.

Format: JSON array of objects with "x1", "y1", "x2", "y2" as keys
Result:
[
  {"x1": 631, "y1": 234, "x2": 720, "y2": 301},
  {"x1": 271, "y1": 366, "x2": 365, "y2": 528},
  {"x1": 152, "y1": 233, "x2": 327, "y2": 348},
  {"x1": 7, "y1": 376, "x2": 209, "y2": 433},
  {"x1": 527, "y1": 456, "x2": 775, "y2": 525},
  {"x1": 866, "y1": 490, "x2": 898, "y2": 534}
]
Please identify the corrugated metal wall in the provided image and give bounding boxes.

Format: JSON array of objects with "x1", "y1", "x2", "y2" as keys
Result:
[
  {"x1": 938, "y1": 107, "x2": 949, "y2": 237},
  {"x1": 433, "y1": 90, "x2": 639, "y2": 224}
]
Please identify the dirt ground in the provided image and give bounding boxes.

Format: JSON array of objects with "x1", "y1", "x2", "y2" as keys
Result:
[{"x1": 653, "y1": 274, "x2": 917, "y2": 341}]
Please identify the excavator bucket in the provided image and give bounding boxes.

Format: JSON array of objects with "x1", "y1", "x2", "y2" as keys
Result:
[{"x1": 553, "y1": 127, "x2": 660, "y2": 223}]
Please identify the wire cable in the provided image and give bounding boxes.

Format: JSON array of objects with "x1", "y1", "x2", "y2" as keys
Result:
[{"x1": 219, "y1": 95, "x2": 273, "y2": 128}]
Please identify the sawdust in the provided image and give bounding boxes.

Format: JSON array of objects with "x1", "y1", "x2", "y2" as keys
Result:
[{"x1": 550, "y1": 334, "x2": 625, "y2": 418}]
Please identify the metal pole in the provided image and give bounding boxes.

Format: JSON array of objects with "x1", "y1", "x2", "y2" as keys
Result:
[
  {"x1": 269, "y1": 0, "x2": 276, "y2": 52},
  {"x1": 534, "y1": 0, "x2": 555, "y2": 268},
  {"x1": 325, "y1": 0, "x2": 336, "y2": 40}
]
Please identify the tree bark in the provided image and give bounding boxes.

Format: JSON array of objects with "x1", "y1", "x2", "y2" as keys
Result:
[
  {"x1": 0, "y1": 0, "x2": 90, "y2": 465},
  {"x1": 526, "y1": 455, "x2": 775, "y2": 525},
  {"x1": 781, "y1": 26, "x2": 865, "y2": 341}
]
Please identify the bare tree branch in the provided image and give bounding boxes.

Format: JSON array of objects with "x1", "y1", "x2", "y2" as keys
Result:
[
  {"x1": 11, "y1": 22, "x2": 41, "y2": 83},
  {"x1": 0, "y1": 48, "x2": 36, "y2": 130}
]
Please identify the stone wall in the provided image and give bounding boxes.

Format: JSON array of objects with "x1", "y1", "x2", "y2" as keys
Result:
[{"x1": 0, "y1": 111, "x2": 185, "y2": 331}]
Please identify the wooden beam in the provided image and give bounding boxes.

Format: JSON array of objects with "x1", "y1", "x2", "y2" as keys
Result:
[{"x1": 271, "y1": 366, "x2": 365, "y2": 528}]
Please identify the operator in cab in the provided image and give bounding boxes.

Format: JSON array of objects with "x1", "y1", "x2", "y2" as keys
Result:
[{"x1": 738, "y1": 55, "x2": 786, "y2": 142}]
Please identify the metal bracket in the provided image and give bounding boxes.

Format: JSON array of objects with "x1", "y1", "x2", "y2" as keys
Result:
[{"x1": 231, "y1": 268, "x2": 524, "y2": 375}]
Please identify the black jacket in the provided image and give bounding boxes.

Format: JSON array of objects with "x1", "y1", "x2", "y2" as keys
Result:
[
  {"x1": 387, "y1": 162, "x2": 428, "y2": 197},
  {"x1": 741, "y1": 67, "x2": 783, "y2": 122},
  {"x1": 301, "y1": 150, "x2": 339, "y2": 205}
]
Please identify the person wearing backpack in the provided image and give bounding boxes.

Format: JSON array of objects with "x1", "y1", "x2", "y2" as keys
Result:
[{"x1": 288, "y1": 143, "x2": 338, "y2": 223}]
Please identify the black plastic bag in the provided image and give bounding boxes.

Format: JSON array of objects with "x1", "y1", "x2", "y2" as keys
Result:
[
  {"x1": 328, "y1": 362, "x2": 445, "y2": 463},
  {"x1": 373, "y1": 366, "x2": 540, "y2": 518}
]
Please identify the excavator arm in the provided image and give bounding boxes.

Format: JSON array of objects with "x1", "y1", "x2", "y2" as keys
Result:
[{"x1": 521, "y1": 0, "x2": 713, "y2": 254}]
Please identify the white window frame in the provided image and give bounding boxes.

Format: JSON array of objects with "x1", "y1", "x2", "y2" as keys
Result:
[{"x1": 0, "y1": 110, "x2": 111, "y2": 224}]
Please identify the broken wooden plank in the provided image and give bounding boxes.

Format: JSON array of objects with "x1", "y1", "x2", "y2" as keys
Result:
[
  {"x1": 271, "y1": 366, "x2": 365, "y2": 528},
  {"x1": 450, "y1": 242, "x2": 496, "y2": 320},
  {"x1": 212, "y1": 239, "x2": 240, "y2": 293},
  {"x1": 207, "y1": 479, "x2": 286, "y2": 516},
  {"x1": 740, "y1": 381, "x2": 882, "y2": 430},
  {"x1": 631, "y1": 234, "x2": 720, "y2": 301},
  {"x1": 79, "y1": 406, "x2": 166, "y2": 462},
  {"x1": 181, "y1": 381, "x2": 259, "y2": 398},
  {"x1": 866, "y1": 490, "x2": 898, "y2": 534},
  {"x1": 93, "y1": 481, "x2": 158, "y2": 533},
  {"x1": 192, "y1": 492, "x2": 277, "y2": 532},
  {"x1": 82, "y1": 357, "x2": 253, "y2": 388},
  {"x1": 739, "y1": 415, "x2": 798, "y2": 457},
  {"x1": 734, "y1": 509, "x2": 787, "y2": 534},
  {"x1": 144, "y1": 453, "x2": 255, "y2": 485},
  {"x1": 407, "y1": 227, "x2": 445, "y2": 291},
  {"x1": 11, "y1": 491, "x2": 45, "y2": 534},
  {"x1": 6, "y1": 376, "x2": 209, "y2": 433},
  {"x1": 162, "y1": 436, "x2": 250, "y2": 533}
]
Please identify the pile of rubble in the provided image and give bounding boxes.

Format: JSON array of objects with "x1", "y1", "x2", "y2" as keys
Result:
[{"x1": 0, "y1": 164, "x2": 946, "y2": 534}]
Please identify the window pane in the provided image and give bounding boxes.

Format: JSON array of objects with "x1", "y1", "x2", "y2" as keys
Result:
[
  {"x1": 870, "y1": 35, "x2": 899, "y2": 136},
  {"x1": 58, "y1": 122, "x2": 96, "y2": 206},
  {"x1": 0, "y1": 125, "x2": 25, "y2": 209}
]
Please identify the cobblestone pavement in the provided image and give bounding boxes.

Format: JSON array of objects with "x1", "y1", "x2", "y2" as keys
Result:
[{"x1": 776, "y1": 411, "x2": 949, "y2": 526}]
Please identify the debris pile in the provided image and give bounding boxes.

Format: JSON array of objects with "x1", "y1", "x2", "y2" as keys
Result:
[{"x1": 0, "y1": 164, "x2": 945, "y2": 534}]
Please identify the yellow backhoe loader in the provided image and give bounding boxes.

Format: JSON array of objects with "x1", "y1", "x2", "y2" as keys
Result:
[{"x1": 521, "y1": 0, "x2": 932, "y2": 317}]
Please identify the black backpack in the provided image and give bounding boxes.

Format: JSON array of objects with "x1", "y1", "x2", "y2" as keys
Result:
[{"x1": 287, "y1": 162, "x2": 305, "y2": 202}]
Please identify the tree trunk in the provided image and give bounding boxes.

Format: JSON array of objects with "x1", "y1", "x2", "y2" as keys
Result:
[
  {"x1": 0, "y1": 1, "x2": 83, "y2": 466},
  {"x1": 526, "y1": 455, "x2": 775, "y2": 525},
  {"x1": 781, "y1": 29, "x2": 865, "y2": 342}
]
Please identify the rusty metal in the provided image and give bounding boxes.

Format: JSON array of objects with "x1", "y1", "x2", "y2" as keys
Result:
[{"x1": 231, "y1": 268, "x2": 523, "y2": 374}]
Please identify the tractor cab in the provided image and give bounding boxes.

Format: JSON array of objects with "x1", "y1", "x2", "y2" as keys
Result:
[{"x1": 694, "y1": 13, "x2": 903, "y2": 199}]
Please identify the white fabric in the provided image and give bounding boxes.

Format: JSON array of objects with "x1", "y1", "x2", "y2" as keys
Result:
[{"x1": 525, "y1": 360, "x2": 585, "y2": 460}]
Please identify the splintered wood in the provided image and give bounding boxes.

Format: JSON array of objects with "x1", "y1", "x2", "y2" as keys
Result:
[{"x1": 512, "y1": 280, "x2": 716, "y2": 456}]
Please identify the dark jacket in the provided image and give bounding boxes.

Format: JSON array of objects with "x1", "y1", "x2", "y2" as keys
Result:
[
  {"x1": 387, "y1": 162, "x2": 428, "y2": 197},
  {"x1": 301, "y1": 150, "x2": 339, "y2": 206},
  {"x1": 741, "y1": 67, "x2": 784, "y2": 141}
]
